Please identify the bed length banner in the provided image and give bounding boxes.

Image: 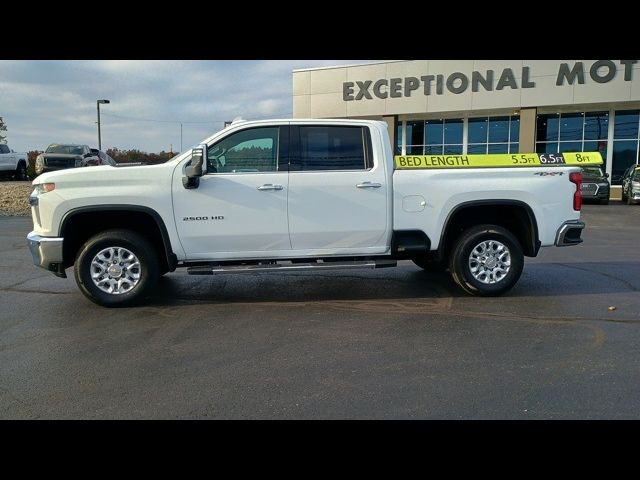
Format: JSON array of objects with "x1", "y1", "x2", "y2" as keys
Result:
[{"x1": 394, "y1": 152, "x2": 603, "y2": 169}]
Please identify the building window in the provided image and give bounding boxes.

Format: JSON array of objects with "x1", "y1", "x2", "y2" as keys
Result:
[
  {"x1": 612, "y1": 109, "x2": 640, "y2": 185},
  {"x1": 403, "y1": 116, "x2": 518, "y2": 155},
  {"x1": 406, "y1": 118, "x2": 463, "y2": 155},
  {"x1": 536, "y1": 112, "x2": 609, "y2": 171},
  {"x1": 468, "y1": 116, "x2": 519, "y2": 154}
]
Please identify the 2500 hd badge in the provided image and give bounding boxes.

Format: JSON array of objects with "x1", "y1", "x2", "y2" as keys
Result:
[{"x1": 183, "y1": 216, "x2": 225, "y2": 221}]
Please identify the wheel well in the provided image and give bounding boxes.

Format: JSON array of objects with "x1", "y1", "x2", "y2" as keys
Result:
[
  {"x1": 60, "y1": 209, "x2": 174, "y2": 272},
  {"x1": 439, "y1": 202, "x2": 539, "y2": 259},
  {"x1": 17, "y1": 159, "x2": 26, "y2": 166}
]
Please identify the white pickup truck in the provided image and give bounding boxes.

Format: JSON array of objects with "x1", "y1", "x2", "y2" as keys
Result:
[
  {"x1": 26, "y1": 119, "x2": 600, "y2": 307},
  {"x1": 0, "y1": 144, "x2": 28, "y2": 180}
]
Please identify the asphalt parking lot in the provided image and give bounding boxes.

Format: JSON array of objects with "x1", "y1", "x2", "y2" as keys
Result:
[{"x1": 1, "y1": 203, "x2": 639, "y2": 419}]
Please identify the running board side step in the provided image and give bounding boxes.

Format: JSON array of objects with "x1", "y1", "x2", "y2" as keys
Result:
[{"x1": 187, "y1": 259, "x2": 397, "y2": 275}]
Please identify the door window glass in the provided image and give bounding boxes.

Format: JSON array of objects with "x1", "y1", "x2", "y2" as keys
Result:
[
  {"x1": 296, "y1": 126, "x2": 367, "y2": 171},
  {"x1": 207, "y1": 127, "x2": 279, "y2": 173}
]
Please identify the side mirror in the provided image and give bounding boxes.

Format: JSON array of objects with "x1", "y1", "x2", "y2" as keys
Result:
[
  {"x1": 605, "y1": 173, "x2": 609, "y2": 178},
  {"x1": 183, "y1": 144, "x2": 207, "y2": 189}
]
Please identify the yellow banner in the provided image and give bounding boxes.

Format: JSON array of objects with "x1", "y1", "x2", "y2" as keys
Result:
[{"x1": 394, "y1": 152, "x2": 603, "y2": 169}]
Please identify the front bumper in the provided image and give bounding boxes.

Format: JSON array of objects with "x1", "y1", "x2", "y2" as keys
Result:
[
  {"x1": 581, "y1": 183, "x2": 609, "y2": 200},
  {"x1": 555, "y1": 220, "x2": 585, "y2": 247},
  {"x1": 27, "y1": 231, "x2": 66, "y2": 277}
]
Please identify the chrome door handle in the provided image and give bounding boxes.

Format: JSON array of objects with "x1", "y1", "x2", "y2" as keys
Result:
[
  {"x1": 257, "y1": 184, "x2": 283, "y2": 191},
  {"x1": 356, "y1": 182, "x2": 382, "y2": 189}
]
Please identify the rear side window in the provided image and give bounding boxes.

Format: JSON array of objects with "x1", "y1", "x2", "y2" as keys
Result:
[
  {"x1": 0, "y1": 145, "x2": 9, "y2": 154},
  {"x1": 292, "y1": 126, "x2": 372, "y2": 171}
]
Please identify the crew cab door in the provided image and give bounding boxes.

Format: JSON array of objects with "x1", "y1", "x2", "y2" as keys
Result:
[
  {"x1": 172, "y1": 125, "x2": 291, "y2": 260},
  {"x1": 287, "y1": 124, "x2": 389, "y2": 254}
]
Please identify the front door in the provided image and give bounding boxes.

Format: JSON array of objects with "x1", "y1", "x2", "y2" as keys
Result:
[
  {"x1": 287, "y1": 124, "x2": 389, "y2": 254},
  {"x1": 173, "y1": 125, "x2": 291, "y2": 260}
]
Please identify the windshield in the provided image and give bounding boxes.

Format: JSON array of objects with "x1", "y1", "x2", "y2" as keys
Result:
[
  {"x1": 46, "y1": 144, "x2": 84, "y2": 155},
  {"x1": 581, "y1": 166, "x2": 604, "y2": 176}
]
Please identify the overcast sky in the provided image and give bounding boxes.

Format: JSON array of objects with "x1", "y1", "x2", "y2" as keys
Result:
[{"x1": 0, "y1": 60, "x2": 373, "y2": 153}]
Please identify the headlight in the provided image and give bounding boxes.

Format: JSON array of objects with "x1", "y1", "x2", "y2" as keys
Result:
[{"x1": 34, "y1": 183, "x2": 55, "y2": 194}]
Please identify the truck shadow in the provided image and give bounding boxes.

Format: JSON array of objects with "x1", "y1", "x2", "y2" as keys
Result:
[{"x1": 144, "y1": 261, "x2": 639, "y2": 306}]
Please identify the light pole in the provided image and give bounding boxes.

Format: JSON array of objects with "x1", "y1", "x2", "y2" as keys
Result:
[{"x1": 96, "y1": 99, "x2": 110, "y2": 150}]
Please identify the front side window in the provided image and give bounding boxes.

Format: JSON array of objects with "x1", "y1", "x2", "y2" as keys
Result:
[
  {"x1": 0, "y1": 144, "x2": 9, "y2": 154},
  {"x1": 294, "y1": 126, "x2": 368, "y2": 171},
  {"x1": 207, "y1": 127, "x2": 279, "y2": 173}
]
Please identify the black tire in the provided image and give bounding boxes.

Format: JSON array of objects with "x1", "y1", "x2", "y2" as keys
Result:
[
  {"x1": 412, "y1": 255, "x2": 448, "y2": 272},
  {"x1": 448, "y1": 224, "x2": 524, "y2": 297},
  {"x1": 74, "y1": 229, "x2": 160, "y2": 307},
  {"x1": 600, "y1": 198, "x2": 609, "y2": 205},
  {"x1": 14, "y1": 161, "x2": 28, "y2": 181},
  {"x1": 628, "y1": 193, "x2": 635, "y2": 205}
]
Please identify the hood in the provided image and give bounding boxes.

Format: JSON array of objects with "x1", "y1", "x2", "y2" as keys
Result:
[
  {"x1": 32, "y1": 162, "x2": 169, "y2": 185},
  {"x1": 581, "y1": 172, "x2": 607, "y2": 182}
]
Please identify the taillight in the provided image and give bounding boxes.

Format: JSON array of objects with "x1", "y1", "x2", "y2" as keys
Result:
[{"x1": 569, "y1": 172, "x2": 582, "y2": 211}]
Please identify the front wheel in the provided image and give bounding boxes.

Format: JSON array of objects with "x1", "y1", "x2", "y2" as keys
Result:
[
  {"x1": 448, "y1": 224, "x2": 524, "y2": 296},
  {"x1": 74, "y1": 229, "x2": 160, "y2": 307},
  {"x1": 14, "y1": 162, "x2": 28, "y2": 181}
]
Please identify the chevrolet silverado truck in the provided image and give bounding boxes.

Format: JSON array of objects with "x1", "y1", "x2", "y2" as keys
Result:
[
  {"x1": 0, "y1": 143, "x2": 28, "y2": 180},
  {"x1": 26, "y1": 119, "x2": 600, "y2": 307}
]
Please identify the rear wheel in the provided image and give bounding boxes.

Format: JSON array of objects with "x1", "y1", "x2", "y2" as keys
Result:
[
  {"x1": 448, "y1": 224, "x2": 524, "y2": 296},
  {"x1": 600, "y1": 198, "x2": 609, "y2": 205},
  {"x1": 74, "y1": 229, "x2": 160, "y2": 307}
]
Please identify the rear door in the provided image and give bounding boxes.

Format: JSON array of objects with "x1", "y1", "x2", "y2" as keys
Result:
[{"x1": 287, "y1": 124, "x2": 388, "y2": 254}]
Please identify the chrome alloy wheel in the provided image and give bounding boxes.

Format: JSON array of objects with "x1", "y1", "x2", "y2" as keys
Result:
[
  {"x1": 90, "y1": 246, "x2": 142, "y2": 295},
  {"x1": 468, "y1": 240, "x2": 511, "y2": 284}
]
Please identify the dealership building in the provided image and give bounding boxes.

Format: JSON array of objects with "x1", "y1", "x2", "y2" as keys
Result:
[{"x1": 292, "y1": 60, "x2": 640, "y2": 198}]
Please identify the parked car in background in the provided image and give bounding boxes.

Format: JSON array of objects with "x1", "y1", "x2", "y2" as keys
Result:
[
  {"x1": 580, "y1": 165, "x2": 610, "y2": 204},
  {"x1": 623, "y1": 166, "x2": 640, "y2": 205},
  {"x1": 86, "y1": 149, "x2": 117, "y2": 167},
  {"x1": 35, "y1": 144, "x2": 98, "y2": 175},
  {"x1": 621, "y1": 164, "x2": 638, "y2": 202},
  {"x1": 0, "y1": 143, "x2": 28, "y2": 180}
]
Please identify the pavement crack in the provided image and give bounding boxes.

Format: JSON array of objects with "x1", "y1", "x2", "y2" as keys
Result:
[
  {"x1": 0, "y1": 274, "x2": 53, "y2": 291},
  {"x1": 554, "y1": 262, "x2": 639, "y2": 292}
]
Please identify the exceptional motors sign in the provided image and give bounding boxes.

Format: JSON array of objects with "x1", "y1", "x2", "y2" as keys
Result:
[{"x1": 342, "y1": 60, "x2": 638, "y2": 101}]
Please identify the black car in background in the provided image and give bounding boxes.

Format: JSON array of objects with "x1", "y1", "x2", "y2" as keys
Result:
[
  {"x1": 35, "y1": 144, "x2": 98, "y2": 175},
  {"x1": 580, "y1": 165, "x2": 610, "y2": 204},
  {"x1": 621, "y1": 164, "x2": 639, "y2": 203}
]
